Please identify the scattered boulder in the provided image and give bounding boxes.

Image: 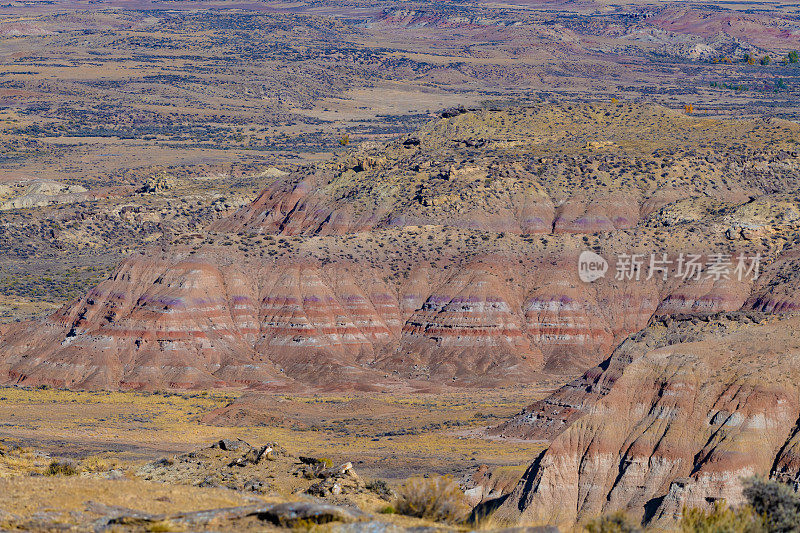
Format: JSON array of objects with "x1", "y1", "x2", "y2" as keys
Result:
[
  {"x1": 89, "y1": 500, "x2": 367, "y2": 530},
  {"x1": 306, "y1": 462, "x2": 366, "y2": 497},
  {"x1": 138, "y1": 439, "x2": 370, "y2": 504},
  {"x1": 0, "y1": 180, "x2": 88, "y2": 210},
  {"x1": 242, "y1": 479, "x2": 269, "y2": 493},
  {"x1": 255, "y1": 501, "x2": 367, "y2": 527},
  {"x1": 228, "y1": 445, "x2": 275, "y2": 467},
  {"x1": 214, "y1": 438, "x2": 250, "y2": 452}
]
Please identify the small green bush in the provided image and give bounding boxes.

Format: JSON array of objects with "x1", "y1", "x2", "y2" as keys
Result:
[
  {"x1": 45, "y1": 460, "x2": 78, "y2": 476},
  {"x1": 366, "y1": 479, "x2": 393, "y2": 499},
  {"x1": 394, "y1": 475, "x2": 469, "y2": 523},
  {"x1": 743, "y1": 477, "x2": 800, "y2": 532}
]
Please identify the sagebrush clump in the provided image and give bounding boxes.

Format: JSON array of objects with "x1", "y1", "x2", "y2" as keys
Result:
[
  {"x1": 45, "y1": 460, "x2": 78, "y2": 476},
  {"x1": 394, "y1": 475, "x2": 469, "y2": 523},
  {"x1": 680, "y1": 478, "x2": 800, "y2": 533},
  {"x1": 366, "y1": 479, "x2": 393, "y2": 500},
  {"x1": 743, "y1": 477, "x2": 800, "y2": 532},
  {"x1": 681, "y1": 502, "x2": 764, "y2": 533}
]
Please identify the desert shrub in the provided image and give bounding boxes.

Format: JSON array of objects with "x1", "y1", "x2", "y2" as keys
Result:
[
  {"x1": 80, "y1": 455, "x2": 121, "y2": 473},
  {"x1": 145, "y1": 521, "x2": 181, "y2": 533},
  {"x1": 742, "y1": 477, "x2": 800, "y2": 533},
  {"x1": 366, "y1": 479, "x2": 393, "y2": 499},
  {"x1": 45, "y1": 460, "x2": 78, "y2": 476},
  {"x1": 681, "y1": 502, "x2": 764, "y2": 533},
  {"x1": 394, "y1": 475, "x2": 469, "y2": 523},
  {"x1": 584, "y1": 510, "x2": 641, "y2": 533}
]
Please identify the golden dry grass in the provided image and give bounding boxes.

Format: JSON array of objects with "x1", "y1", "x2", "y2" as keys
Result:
[
  {"x1": 0, "y1": 386, "x2": 549, "y2": 479},
  {"x1": 0, "y1": 475, "x2": 265, "y2": 530},
  {"x1": 0, "y1": 384, "x2": 553, "y2": 531}
]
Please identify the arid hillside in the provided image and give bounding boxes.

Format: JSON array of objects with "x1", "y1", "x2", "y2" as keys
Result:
[
  {"x1": 2, "y1": 2, "x2": 800, "y2": 531},
  {"x1": 0, "y1": 163, "x2": 283, "y2": 322},
  {"x1": 1, "y1": 103, "x2": 799, "y2": 391},
  {"x1": 490, "y1": 312, "x2": 800, "y2": 527},
  {"x1": 0, "y1": 2, "x2": 798, "y2": 325}
]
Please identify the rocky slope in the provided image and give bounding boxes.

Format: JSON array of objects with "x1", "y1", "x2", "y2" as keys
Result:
[
  {"x1": 1, "y1": 103, "x2": 800, "y2": 390},
  {"x1": 0, "y1": 163, "x2": 274, "y2": 323},
  {"x1": 491, "y1": 313, "x2": 800, "y2": 527},
  {"x1": 492, "y1": 230, "x2": 800, "y2": 440},
  {"x1": 214, "y1": 105, "x2": 800, "y2": 236}
]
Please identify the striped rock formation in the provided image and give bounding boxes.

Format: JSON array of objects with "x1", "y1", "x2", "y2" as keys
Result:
[
  {"x1": 2, "y1": 103, "x2": 800, "y2": 390},
  {"x1": 491, "y1": 313, "x2": 800, "y2": 527},
  {"x1": 0, "y1": 236, "x2": 785, "y2": 391}
]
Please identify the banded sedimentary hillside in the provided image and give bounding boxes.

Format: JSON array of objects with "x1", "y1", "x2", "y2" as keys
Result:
[
  {"x1": 1, "y1": 103, "x2": 800, "y2": 391},
  {"x1": 490, "y1": 312, "x2": 800, "y2": 527}
]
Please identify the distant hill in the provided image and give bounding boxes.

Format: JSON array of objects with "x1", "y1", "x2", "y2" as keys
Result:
[{"x1": 2, "y1": 103, "x2": 799, "y2": 391}]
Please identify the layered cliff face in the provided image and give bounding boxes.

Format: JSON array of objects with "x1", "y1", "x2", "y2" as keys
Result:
[
  {"x1": 1, "y1": 103, "x2": 800, "y2": 390},
  {"x1": 492, "y1": 314, "x2": 800, "y2": 527},
  {"x1": 492, "y1": 234, "x2": 800, "y2": 440},
  {"x1": 0, "y1": 226, "x2": 781, "y2": 391},
  {"x1": 0, "y1": 239, "x2": 679, "y2": 389}
]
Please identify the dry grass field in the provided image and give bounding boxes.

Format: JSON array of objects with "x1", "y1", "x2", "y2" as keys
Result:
[
  {"x1": 0, "y1": 385, "x2": 552, "y2": 475},
  {"x1": 0, "y1": 385, "x2": 553, "y2": 530}
]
